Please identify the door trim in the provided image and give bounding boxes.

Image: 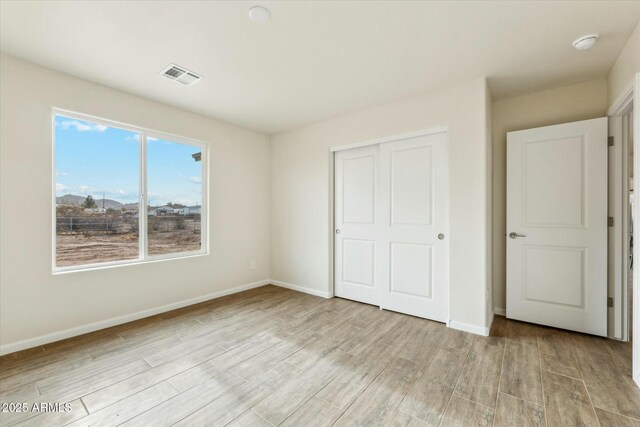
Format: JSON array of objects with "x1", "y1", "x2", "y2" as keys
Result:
[
  {"x1": 604, "y1": 75, "x2": 639, "y2": 388},
  {"x1": 608, "y1": 91, "x2": 633, "y2": 341},
  {"x1": 330, "y1": 125, "x2": 448, "y2": 153},
  {"x1": 329, "y1": 126, "x2": 450, "y2": 324},
  {"x1": 634, "y1": 73, "x2": 640, "y2": 388}
]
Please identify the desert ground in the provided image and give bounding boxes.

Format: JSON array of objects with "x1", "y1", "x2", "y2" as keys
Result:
[{"x1": 56, "y1": 231, "x2": 201, "y2": 267}]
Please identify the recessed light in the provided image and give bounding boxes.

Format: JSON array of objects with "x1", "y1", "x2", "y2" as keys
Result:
[
  {"x1": 572, "y1": 34, "x2": 599, "y2": 50},
  {"x1": 248, "y1": 6, "x2": 270, "y2": 23}
]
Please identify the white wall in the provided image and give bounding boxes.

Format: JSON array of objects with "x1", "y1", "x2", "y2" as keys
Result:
[
  {"x1": 491, "y1": 79, "x2": 609, "y2": 312},
  {"x1": 0, "y1": 55, "x2": 271, "y2": 351},
  {"x1": 270, "y1": 78, "x2": 492, "y2": 332},
  {"x1": 608, "y1": 20, "x2": 640, "y2": 107}
]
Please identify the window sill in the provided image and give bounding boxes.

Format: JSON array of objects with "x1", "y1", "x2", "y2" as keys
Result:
[{"x1": 52, "y1": 250, "x2": 209, "y2": 275}]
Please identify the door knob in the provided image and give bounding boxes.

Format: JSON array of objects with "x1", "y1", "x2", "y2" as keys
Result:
[
  {"x1": 335, "y1": 229, "x2": 341, "y2": 234},
  {"x1": 437, "y1": 233, "x2": 445, "y2": 240},
  {"x1": 509, "y1": 232, "x2": 526, "y2": 239}
]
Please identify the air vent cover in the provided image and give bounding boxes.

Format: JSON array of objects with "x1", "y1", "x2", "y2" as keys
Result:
[{"x1": 160, "y1": 64, "x2": 202, "y2": 86}]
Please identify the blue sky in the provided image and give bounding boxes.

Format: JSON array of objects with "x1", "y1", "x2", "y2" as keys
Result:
[{"x1": 55, "y1": 115, "x2": 202, "y2": 207}]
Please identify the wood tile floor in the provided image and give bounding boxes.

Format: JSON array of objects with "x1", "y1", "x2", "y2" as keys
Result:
[{"x1": 1, "y1": 285, "x2": 638, "y2": 427}]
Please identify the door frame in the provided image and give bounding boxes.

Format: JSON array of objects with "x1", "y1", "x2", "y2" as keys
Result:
[
  {"x1": 608, "y1": 81, "x2": 634, "y2": 342},
  {"x1": 328, "y1": 125, "x2": 450, "y2": 323},
  {"x1": 636, "y1": 73, "x2": 640, "y2": 389},
  {"x1": 609, "y1": 73, "x2": 640, "y2": 387}
]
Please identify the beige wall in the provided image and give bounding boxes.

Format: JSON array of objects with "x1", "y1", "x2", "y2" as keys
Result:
[
  {"x1": 0, "y1": 55, "x2": 271, "y2": 350},
  {"x1": 608, "y1": 20, "x2": 640, "y2": 107},
  {"x1": 6, "y1": 26, "x2": 629, "y2": 351},
  {"x1": 270, "y1": 78, "x2": 492, "y2": 331},
  {"x1": 491, "y1": 78, "x2": 609, "y2": 311}
]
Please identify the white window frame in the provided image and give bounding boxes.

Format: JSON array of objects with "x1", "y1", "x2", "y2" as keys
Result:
[{"x1": 52, "y1": 108, "x2": 209, "y2": 274}]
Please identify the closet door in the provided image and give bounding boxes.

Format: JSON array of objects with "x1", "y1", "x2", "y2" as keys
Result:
[
  {"x1": 378, "y1": 132, "x2": 449, "y2": 322},
  {"x1": 334, "y1": 131, "x2": 449, "y2": 322},
  {"x1": 334, "y1": 145, "x2": 380, "y2": 305}
]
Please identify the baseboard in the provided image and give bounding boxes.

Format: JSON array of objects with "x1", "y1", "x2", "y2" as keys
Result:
[
  {"x1": 0, "y1": 279, "x2": 270, "y2": 356},
  {"x1": 269, "y1": 280, "x2": 332, "y2": 299},
  {"x1": 494, "y1": 307, "x2": 506, "y2": 316},
  {"x1": 449, "y1": 319, "x2": 490, "y2": 337}
]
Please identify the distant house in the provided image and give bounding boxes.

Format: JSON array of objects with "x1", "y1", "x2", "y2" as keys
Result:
[
  {"x1": 84, "y1": 207, "x2": 106, "y2": 214},
  {"x1": 154, "y1": 206, "x2": 175, "y2": 215},
  {"x1": 179, "y1": 206, "x2": 201, "y2": 215}
]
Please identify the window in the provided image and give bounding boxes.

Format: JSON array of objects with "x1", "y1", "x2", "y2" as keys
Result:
[
  {"x1": 147, "y1": 137, "x2": 203, "y2": 255},
  {"x1": 53, "y1": 110, "x2": 207, "y2": 271}
]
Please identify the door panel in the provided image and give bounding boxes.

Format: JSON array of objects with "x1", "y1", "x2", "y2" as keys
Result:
[
  {"x1": 343, "y1": 155, "x2": 376, "y2": 224},
  {"x1": 507, "y1": 117, "x2": 607, "y2": 336},
  {"x1": 390, "y1": 242, "x2": 433, "y2": 298},
  {"x1": 378, "y1": 133, "x2": 449, "y2": 322},
  {"x1": 390, "y1": 145, "x2": 433, "y2": 225},
  {"x1": 342, "y1": 239, "x2": 375, "y2": 287},
  {"x1": 523, "y1": 136, "x2": 585, "y2": 226},
  {"x1": 334, "y1": 145, "x2": 379, "y2": 305},
  {"x1": 524, "y1": 246, "x2": 584, "y2": 307}
]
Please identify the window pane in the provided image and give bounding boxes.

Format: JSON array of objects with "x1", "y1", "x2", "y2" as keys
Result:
[
  {"x1": 55, "y1": 115, "x2": 140, "y2": 267},
  {"x1": 147, "y1": 137, "x2": 202, "y2": 256}
]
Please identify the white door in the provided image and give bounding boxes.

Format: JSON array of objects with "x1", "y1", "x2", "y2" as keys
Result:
[
  {"x1": 378, "y1": 133, "x2": 449, "y2": 321},
  {"x1": 334, "y1": 131, "x2": 449, "y2": 322},
  {"x1": 334, "y1": 144, "x2": 380, "y2": 305},
  {"x1": 506, "y1": 117, "x2": 608, "y2": 336}
]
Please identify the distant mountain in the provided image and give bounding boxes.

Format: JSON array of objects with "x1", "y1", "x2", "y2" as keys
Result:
[
  {"x1": 56, "y1": 194, "x2": 86, "y2": 206},
  {"x1": 56, "y1": 194, "x2": 136, "y2": 209}
]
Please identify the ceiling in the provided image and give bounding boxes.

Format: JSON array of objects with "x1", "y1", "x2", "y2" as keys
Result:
[{"x1": 1, "y1": 1, "x2": 639, "y2": 135}]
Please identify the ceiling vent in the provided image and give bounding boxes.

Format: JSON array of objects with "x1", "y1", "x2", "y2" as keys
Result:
[{"x1": 160, "y1": 64, "x2": 202, "y2": 86}]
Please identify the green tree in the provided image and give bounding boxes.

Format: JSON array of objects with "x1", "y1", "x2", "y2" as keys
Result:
[{"x1": 82, "y1": 195, "x2": 97, "y2": 209}]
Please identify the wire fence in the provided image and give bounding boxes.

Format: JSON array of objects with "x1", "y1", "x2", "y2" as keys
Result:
[
  {"x1": 56, "y1": 215, "x2": 201, "y2": 235},
  {"x1": 149, "y1": 216, "x2": 201, "y2": 233}
]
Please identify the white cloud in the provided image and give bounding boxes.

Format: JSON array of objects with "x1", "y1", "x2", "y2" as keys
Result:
[
  {"x1": 55, "y1": 183, "x2": 67, "y2": 192},
  {"x1": 107, "y1": 189, "x2": 138, "y2": 198},
  {"x1": 189, "y1": 176, "x2": 202, "y2": 184},
  {"x1": 59, "y1": 120, "x2": 107, "y2": 133},
  {"x1": 56, "y1": 171, "x2": 69, "y2": 177}
]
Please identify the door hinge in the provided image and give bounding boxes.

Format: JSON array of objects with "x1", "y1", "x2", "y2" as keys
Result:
[
  {"x1": 608, "y1": 136, "x2": 614, "y2": 146},
  {"x1": 608, "y1": 217, "x2": 614, "y2": 227},
  {"x1": 608, "y1": 297, "x2": 614, "y2": 308}
]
